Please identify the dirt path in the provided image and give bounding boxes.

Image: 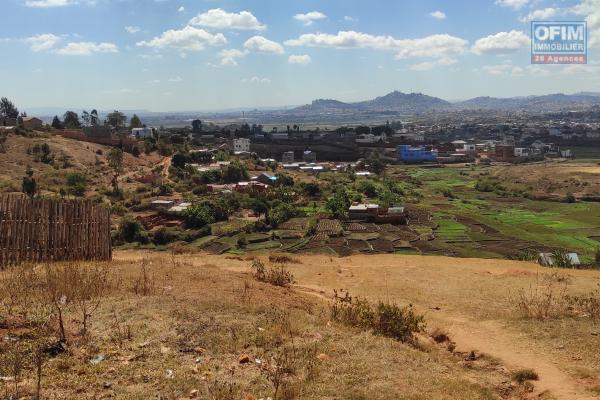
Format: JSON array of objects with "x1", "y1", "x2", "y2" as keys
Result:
[
  {"x1": 294, "y1": 284, "x2": 594, "y2": 400},
  {"x1": 134, "y1": 251, "x2": 600, "y2": 400},
  {"x1": 432, "y1": 315, "x2": 595, "y2": 400}
]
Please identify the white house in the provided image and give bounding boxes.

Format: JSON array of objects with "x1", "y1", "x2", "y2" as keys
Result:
[
  {"x1": 233, "y1": 138, "x2": 251, "y2": 153},
  {"x1": 131, "y1": 127, "x2": 153, "y2": 138},
  {"x1": 356, "y1": 133, "x2": 385, "y2": 144}
]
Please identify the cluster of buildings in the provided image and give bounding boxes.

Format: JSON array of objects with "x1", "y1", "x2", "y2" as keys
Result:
[{"x1": 348, "y1": 203, "x2": 407, "y2": 224}]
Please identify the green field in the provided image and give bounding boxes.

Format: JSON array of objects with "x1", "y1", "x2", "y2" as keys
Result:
[{"x1": 399, "y1": 164, "x2": 600, "y2": 263}]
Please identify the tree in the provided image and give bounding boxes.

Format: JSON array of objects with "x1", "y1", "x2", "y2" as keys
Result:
[
  {"x1": 0, "y1": 97, "x2": 19, "y2": 118},
  {"x1": 90, "y1": 109, "x2": 99, "y2": 126},
  {"x1": 51, "y1": 116, "x2": 63, "y2": 130},
  {"x1": 40, "y1": 143, "x2": 52, "y2": 164},
  {"x1": 368, "y1": 151, "x2": 386, "y2": 175},
  {"x1": 326, "y1": 187, "x2": 350, "y2": 220},
  {"x1": 106, "y1": 110, "x2": 127, "y2": 129},
  {"x1": 81, "y1": 110, "x2": 90, "y2": 126},
  {"x1": 355, "y1": 125, "x2": 370, "y2": 135},
  {"x1": 192, "y1": 119, "x2": 202, "y2": 134},
  {"x1": 172, "y1": 152, "x2": 187, "y2": 169},
  {"x1": 130, "y1": 114, "x2": 142, "y2": 129},
  {"x1": 184, "y1": 203, "x2": 215, "y2": 228},
  {"x1": 63, "y1": 111, "x2": 80, "y2": 129},
  {"x1": 22, "y1": 167, "x2": 37, "y2": 198},
  {"x1": 107, "y1": 148, "x2": 124, "y2": 194}
]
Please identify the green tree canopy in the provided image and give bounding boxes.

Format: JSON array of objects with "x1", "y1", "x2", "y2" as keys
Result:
[
  {"x1": 130, "y1": 114, "x2": 142, "y2": 129},
  {"x1": 106, "y1": 110, "x2": 127, "y2": 128},
  {"x1": 51, "y1": 116, "x2": 63, "y2": 130},
  {"x1": 0, "y1": 97, "x2": 19, "y2": 118},
  {"x1": 63, "y1": 111, "x2": 80, "y2": 129}
]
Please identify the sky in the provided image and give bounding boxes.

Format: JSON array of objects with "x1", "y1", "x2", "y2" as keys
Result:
[{"x1": 0, "y1": 0, "x2": 599, "y2": 112}]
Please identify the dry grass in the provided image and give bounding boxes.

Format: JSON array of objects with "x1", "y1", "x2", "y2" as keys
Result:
[{"x1": 0, "y1": 253, "x2": 519, "y2": 399}]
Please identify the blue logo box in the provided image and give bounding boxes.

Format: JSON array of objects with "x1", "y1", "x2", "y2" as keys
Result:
[{"x1": 531, "y1": 21, "x2": 587, "y2": 64}]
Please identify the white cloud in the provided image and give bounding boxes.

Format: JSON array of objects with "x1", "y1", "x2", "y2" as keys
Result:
[
  {"x1": 241, "y1": 76, "x2": 271, "y2": 84},
  {"x1": 343, "y1": 16, "x2": 357, "y2": 22},
  {"x1": 519, "y1": 8, "x2": 560, "y2": 22},
  {"x1": 218, "y1": 48, "x2": 248, "y2": 66},
  {"x1": 102, "y1": 88, "x2": 137, "y2": 95},
  {"x1": 178, "y1": 6, "x2": 184, "y2": 12},
  {"x1": 24, "y1": 0, "x2": 95, "y2": 7},
  {"x1": 244, "y1": 36, "x2": 284, "y2": 54},
  {"x1": 472, "y1": 30, "x2": 529, "y2": 55},
  {"x1": 288, "y1": 54, "x2": 312, "y2": 64},
  {"x1": 137, "y1": 53, "x2": 163, "y2": 59},
  {"x1": 56, "y1": 41, "x2": 118, "y2": 55},
  {"x1": 293, "y1": 11, "x2": 327, "y2": 26},
  {"x1": 285, "y1": 31, "x2": 468, "y2": 60},
  {"x1": 136, "y1": 26, "x2": 226, "y2": 51},
  {"x1": 189, "y1": 8, "x2": 266, "y2": 31},
  {"x1": 168, "y1": 76, "x2": 183, "y2": 82},
  {"x1": 482, "y1": 63, "x2": 552, "y2": 77},
  {"x1": 409, "y1": 57, "x2": 456, "y2": 71},
  {"x1": 125, "y1": 26, "x2": 141, "y2": 34},
  {"x1": 482, "y1": 63, "x2": 513, "y2": 75},
  {"x1": 25, "y1": 33, "x2": 60, "y2": 51},
  {"x1": 572, "y1": 0, "x2": 600, "y2": 47},
  {"x1": 429, "y1": 11, "x2": 446, "y2": 20},
  {"x1": 495, "y1": 0, "x2": 530, "y2": 10}
]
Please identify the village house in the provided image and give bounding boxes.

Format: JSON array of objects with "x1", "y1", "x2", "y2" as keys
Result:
[
  {"x1": 282, "y1": 151, "x2": 295, "y2": 163},
  {"x1": 20, "y1": 116, "x2": 43, "y2": 130},
  {"x1": 131, "y1": 127, "x2": 154, "y2": 138},
  {"x1": 233, "y1": 138, "x2": 251, "y2": 153},
  {"x1": 254, "y1": 172, "x2": 278, "y2": 186}
]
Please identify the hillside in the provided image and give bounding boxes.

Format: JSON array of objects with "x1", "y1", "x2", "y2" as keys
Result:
[
  {"x1": 4, "y1": 251, "x2": 599, "y2": 399},
  {"x1": 0, "y1": 132, "x2": 163, "y2": 198}
]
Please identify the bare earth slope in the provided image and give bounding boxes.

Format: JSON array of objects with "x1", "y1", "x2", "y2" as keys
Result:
[{"x1": 211, "y1": 253, "x2": 600, "y2": 399}]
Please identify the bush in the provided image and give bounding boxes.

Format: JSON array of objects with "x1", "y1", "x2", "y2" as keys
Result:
[
  {"x1": 511, "y1": 369, "x2": 539, "y2": 384},
  {"x1": 66, "y1": 172, "x2": 87, "y2": 196},
  {"x1": 116, "y1": 217, "x2": 148, "y2": 244},
  {"x1": 184, "y1": 203, "x2": 215, "y2": 228},
  {"x1": 251, "y1": 259, "x2": 295, "y2": 287},
  {"x1": 330, "y1": 290, "x2": 425, "y2": 345}
]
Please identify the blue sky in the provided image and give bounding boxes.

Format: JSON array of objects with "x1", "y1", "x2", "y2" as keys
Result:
[{"x1": 1, "y1": 0, "x2": 599, "y2": 112}]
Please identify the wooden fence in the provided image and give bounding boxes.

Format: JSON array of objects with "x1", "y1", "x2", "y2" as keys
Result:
[{"x1": 0, "y1": 194, "x2": 111, "y2": 266}]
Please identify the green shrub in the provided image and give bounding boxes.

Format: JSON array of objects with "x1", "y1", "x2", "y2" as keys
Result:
[
  {"x1": 330, "y1": 290, "x2": 425, "y2": 345},
  {"x1": 117, "y1": 217, "x2": 148, "y2": 244}
]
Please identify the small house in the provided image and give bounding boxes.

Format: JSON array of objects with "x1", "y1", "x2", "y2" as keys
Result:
[
  {"x1": 21, "y1": 117, "x2": 43, "y2": 130},
  {"x1": 282, "y1": 151, "x2": 295, "y2": 163},
  {"x1": 151, "y1": 200, "x2": 175, "y2": 209},
  {"x1": 255, "y1": 172, "x2": 278, "y2": 186}
]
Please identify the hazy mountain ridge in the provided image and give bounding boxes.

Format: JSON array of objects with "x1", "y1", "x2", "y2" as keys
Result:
[{"x1": 293, "y1": 91, "x2": 600, "y2": 114}]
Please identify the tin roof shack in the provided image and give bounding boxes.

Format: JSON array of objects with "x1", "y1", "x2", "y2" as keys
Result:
[
  {"x1": 169, "y1": 202, "x2": 191, "y2": 213},
  {"x1": 254, "y1": 172, "x2": 278, "y2": 186},
  {"x1": 151, "y1": 200, "x2": 175, "y2": 210}
]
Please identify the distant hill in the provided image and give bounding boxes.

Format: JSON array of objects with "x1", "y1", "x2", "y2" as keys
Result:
[
  {"x1": 454, "y1": 93, "x2": 600, "y2": 112},
  {"x1": 293, "y1": 90, "x2": 451, "y2": 114}
]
